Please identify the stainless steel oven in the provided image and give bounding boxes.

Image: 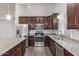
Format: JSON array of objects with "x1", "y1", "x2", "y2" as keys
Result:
[{"x1": 35, "y1": 24, "x2": 44, "y2": 47}]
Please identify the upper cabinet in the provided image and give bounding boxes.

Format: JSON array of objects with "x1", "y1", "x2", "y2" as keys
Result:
[
  {"x1": 52, "y1": 13, "x2": 58, "y2": 29},
  {"x1": 19, "y1": 17, "x2": 28, "y2": 24},
  {"x1": 28, "y1": 17, "x2": 35, "y2": 29},
  {"x1": 19, "y1": 14, "x2": 58, "y2": 29},
  {"x1": 76, "y1": 3, "x2": 79, "y2": 28},
  {"x1": 44, "y1": 17, "x2": 50, "y2": 29},
  {"x1": 48, "y1": 16, "x2": 53, "y2": 29},
  {"x1": 35, "y1": 17, "x2": 44, "y2": 24},
  {"x1": 67, "y1": 3, "x2": 79, "y2": 29}
]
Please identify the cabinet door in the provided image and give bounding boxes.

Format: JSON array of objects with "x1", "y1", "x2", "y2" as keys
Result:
[
  {"x1": 28, "y1": 36, "x2": 34, "y2": 46},
  {"x1": 28, "y1": 17, "x2": 35, "y2": 29},
  {"x1": 47, "y1": 16, "x2": 51, "y2": 29},
  {"x1": 67, "y1": 3, "x2": 76, "y2": 29},
  {"x1": 49, "y1": 16, "x2": 53, "y2": 29},
  {"x1": 44, "y1": 36, "x2": 48, "y2": 46},
  {"x1": 53, "y1": 14, "x2": 58, "y2": 29},
  {"x1": 36, "y1": 17, "x2": 40, "y2": 24},
  {"x1": 76, "y1": 3, "x2": 79, "y2": 28},
  {"x1": 40, "y1": 17, "x2": 44, "y2": 24},
  {"x1": 22, "y1": 40, "x2": 26, "y2": 56},
  {"x1": 12, "y1": 46, "x2": 22, "y2": 56},
  {"x1": 47, "y1": 37, "x2": 56, "y2": 56},
  {"x1": 47, "y1": 17, "x2": 50, "y2": 29},
  {"x1": 19, "y1": 17, "x2": 28, "y2": 24},
  {"x1": 44, "y1": 17, "x2": 49, "y2": 29},
  {"x1": 53, "y1": 19, "x2": 58, "y2": 29},
  {"x1": 49, "y1": 40, "x2": 51, "y2": 52},
  {"x1": 51, "y1": 40, "x2": 56, "y2": 56},
  {"x1": 64, "y1": 49, "x2": 73, "y2": 56}
]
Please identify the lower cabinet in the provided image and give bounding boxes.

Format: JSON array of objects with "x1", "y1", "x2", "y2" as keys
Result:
[
  {"x1": 47, "y1": 36, "x2": 56, "y2": 56},
  {"x1": 2, "y1": 40, "x2": 26, "y2": 56},
  {"x1": 55, "y1": 42, "x2": 64, "y2": 56},
  {"x1": 28, "y1": 36, "x2": 34, "y2": 46},
  {"x1": 51, "y1": 40, "x2": 56, "y2": 56},
  {"x1": 64, "y1": 49, "x2": 73, "y2": 56},
  {"x1": 12, "y1": 46, "x2": 22, "y2": 56},
  {"x1": 22, "y1": 39, "x2": 26, "y2": 56},
  {"x1": 47, "y1": 36, "x2": 73, "y2": 56},
  {"x1": 44, "y1": 36, "x2": 48, "y2": 46}
]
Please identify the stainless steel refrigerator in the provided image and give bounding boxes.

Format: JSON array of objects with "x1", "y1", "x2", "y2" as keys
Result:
[{"x1": 20, "y1": 24, "x2": 28, "y2": 47}]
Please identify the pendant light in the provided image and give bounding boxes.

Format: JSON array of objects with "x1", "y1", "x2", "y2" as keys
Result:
[{"x1": 6, "y1": 3, "x2": 11, "y2": 20}]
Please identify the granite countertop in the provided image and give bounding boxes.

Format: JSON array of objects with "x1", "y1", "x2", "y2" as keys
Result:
[
  {"x1": 0, "y1": 38, "x2": 24, "y2": 56},
  {"x1": 48, "y1": 34, "x2": 79, "y2": 56}
]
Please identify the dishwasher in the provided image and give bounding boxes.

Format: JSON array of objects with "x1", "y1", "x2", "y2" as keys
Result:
[{"x1": 55, "y1": 43, "x2": 64, "y2": 56}]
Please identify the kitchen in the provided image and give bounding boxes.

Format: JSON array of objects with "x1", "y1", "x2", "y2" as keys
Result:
[{"x1": 0, "y1": 3, "x2": 79, "y2": 56}]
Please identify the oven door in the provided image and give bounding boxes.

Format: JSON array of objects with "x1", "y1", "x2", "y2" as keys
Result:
[{"x1": 35, "y1": 37, "x2": 44, "y2": 47}]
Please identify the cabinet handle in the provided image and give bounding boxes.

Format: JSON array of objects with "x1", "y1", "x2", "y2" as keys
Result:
[
  {"x1": 76, "y1": 16, "x2": 78, "y2": 25},
  {"x1": 75, "y1": 16, "x2": 78, "y2": 25},
  {"x1": 75, "y1": 16, "x2": 76, "y2": 25},
  {"x1": 76, "y1": 16, "x2": 77, "y2": 25}
]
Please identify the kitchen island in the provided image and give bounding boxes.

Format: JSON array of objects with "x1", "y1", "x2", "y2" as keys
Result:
[{"x1": 0, "y1": 38, "x2": 26, "y2": 56}]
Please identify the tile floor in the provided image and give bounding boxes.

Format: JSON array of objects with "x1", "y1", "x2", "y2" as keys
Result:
[{"x1": 25, "y1": 46, "x2": 52, "y2": 56}]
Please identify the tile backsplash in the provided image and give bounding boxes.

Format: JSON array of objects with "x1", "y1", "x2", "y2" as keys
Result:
[
  {"x1": 69, "y1": 30, "x2": 79, "y2": 41},
  {"x1": 64, "y1": 29, "x2": 79, "y2": 41}
]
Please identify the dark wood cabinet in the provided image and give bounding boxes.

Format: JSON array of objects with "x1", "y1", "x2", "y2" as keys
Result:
[
  {"x1": 19, "y1": 14, "x2": 58, "y2": 29},
  {"x1": 28, "y1": 36, "x2": 34, "y2": 46},
  {"x1": 22, "y1": 40, "x2": 26, "y2": 56},
  {"x1": 67, "y1": 3, "x2": 79, "y2": 29},
  {"x1": 64, "y1": 49, "x2": 73, "y2": 56},
  {"x1": 47, "y1": 36, "x2": 56, "y2": 56},
  {"x1": 76, "y1": 3, "x2": 79, "y2": 28},
  {"x1": 35, "y1": 17, "x2": 40, "y2": 24},
  {"x1": 2, "y1": 40, "x2": 26, "y2": 56},
  {"x1": 49, "y1": 16, "x2": 53, "y2": 29},
  {"x1": 19, "y1": 17, "x2": 28, "y2": 24},
  {"x1": 28, "y1": 17, "x2": 35, "y2": 29},
  {"x1": 51, "y1": 39, "x2": 56, "y2": 56},
  {"x1": 12, "y1": 46, "x2": 22, "y2": 56},
  {"x1": 53, "y1": 13, "x2": 58, "y2": 29},
  {"x1": 35, "y1": 17, "x2": 44, "y2": 24},
  {"x1": 44, "y1": 17, "x2": 50, "y2": 29},
  {"x1": 47, "y1": 14, "x2": 58, "y2": 29},
  {"x1": 47, "y1": 36, "x2": 73, "y2": 56},
  {"x1": 44, "y1": 36, "x2": 48, "y2": 46}
]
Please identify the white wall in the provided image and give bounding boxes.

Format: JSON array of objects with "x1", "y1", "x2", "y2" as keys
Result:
[
  {"x1": 15, "y1": 3, "x2": 56, "y2": 25},
  {"x1": 0, "y1": 3, "x2": 15, "y2": 39},
  {"x1": 0, "y1": 19, "x2": 15, "y2": 39}
]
